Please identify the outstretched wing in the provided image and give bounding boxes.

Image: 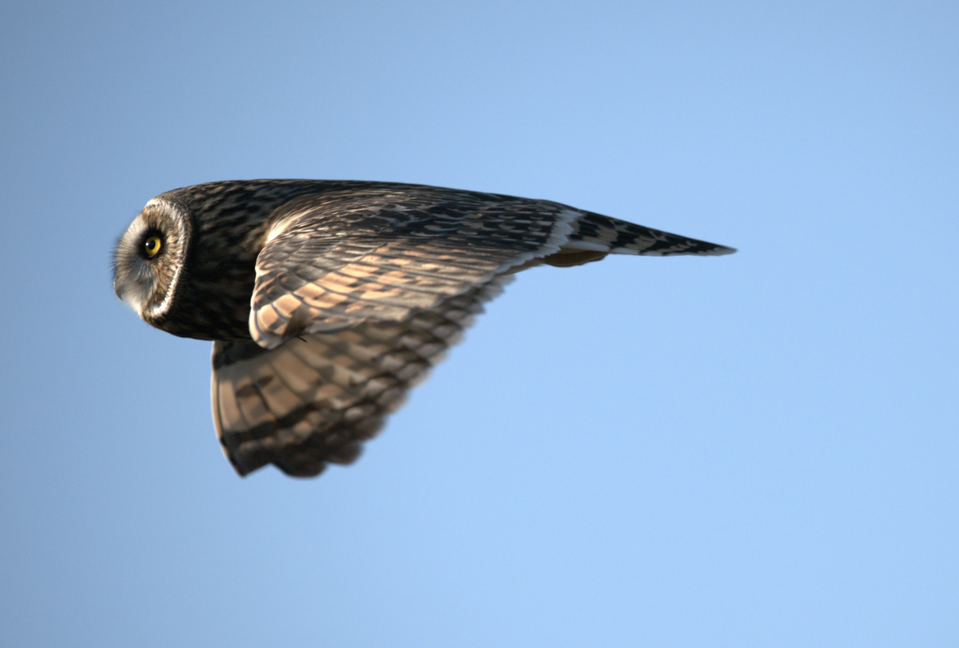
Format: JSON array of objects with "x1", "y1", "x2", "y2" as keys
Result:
[
  {"x1": 246, "y1": 187, "x2": 583, "y2": 348},
  {"x1": 213, "y1": 279, "x2": 510, "y2": 477},
  {"x1": 212, "y1": 184, "x2": 734, "y2": 477},
  {"x1": 215, "y1": 186, "x2": 581, "y2": 477}
]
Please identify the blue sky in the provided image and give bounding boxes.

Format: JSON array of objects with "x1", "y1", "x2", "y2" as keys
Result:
[{"x1": 2, "y1": 1, "x2": 957, "y2": 646}]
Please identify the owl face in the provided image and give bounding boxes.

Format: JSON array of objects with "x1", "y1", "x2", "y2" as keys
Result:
[{"x1": 113, "y1": 199, "x2": 192, "y2": 328}]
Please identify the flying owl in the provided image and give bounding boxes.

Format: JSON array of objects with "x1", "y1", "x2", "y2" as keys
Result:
[{"x1": 113, "y1": 180, "x2": 735, "y2": 478}]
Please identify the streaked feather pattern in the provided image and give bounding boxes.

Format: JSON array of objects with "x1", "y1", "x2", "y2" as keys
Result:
[{"x1": 113, "y1": 180, "x2": 734, "y2": 477}]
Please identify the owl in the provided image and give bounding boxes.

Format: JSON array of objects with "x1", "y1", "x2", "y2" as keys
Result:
[{"x1": 113, "y1": 180, "x2": 735, "y2": 478}]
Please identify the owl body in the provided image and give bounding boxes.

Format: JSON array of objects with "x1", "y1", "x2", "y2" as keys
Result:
[{"x1": 114, "y1": 180, "x2": 734, "y2": 477}]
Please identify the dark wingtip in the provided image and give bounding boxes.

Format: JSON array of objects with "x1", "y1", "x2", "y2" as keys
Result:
[{"x1": 710, "y1": 244, "x2": 737, "y2": 256}]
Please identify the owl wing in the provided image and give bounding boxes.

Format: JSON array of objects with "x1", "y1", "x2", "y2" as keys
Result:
[
  {"x1": 245, "y1": 188, "x2": 583, "y2": 348},
  {"x1": 210, "y1": 186, "x2": 733, "y2": 477},
  {"x1": 213, "y1": 188, "x2": 580, "y2": 476},
  {"x1": 211, "y1": 278, "x2": 508, "y2": 477}
]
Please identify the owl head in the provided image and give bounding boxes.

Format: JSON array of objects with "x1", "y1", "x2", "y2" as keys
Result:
[{"x1": 112, "y1": 183, "x2": 288, "y2": 341}]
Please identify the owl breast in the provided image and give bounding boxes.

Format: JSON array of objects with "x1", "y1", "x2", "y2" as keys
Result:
[{"x1": 152, "y1": 258, "x2": 258, "y2": 341}]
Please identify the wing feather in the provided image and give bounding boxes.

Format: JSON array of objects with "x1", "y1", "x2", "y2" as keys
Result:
[
  {"x1": 213, "y1": 279, "x2": 509, "y2": 477},
  {"x1": 209, "y1": 183, "x2": 734, "y2": 476},
  {"x1": 248, "y1": 190, "x2": 578, "y2": 348}
]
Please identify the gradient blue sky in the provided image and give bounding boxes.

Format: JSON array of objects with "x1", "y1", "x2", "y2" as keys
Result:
[{"x1": 2, "y1": 2, "x2": 957, "y2": 646}]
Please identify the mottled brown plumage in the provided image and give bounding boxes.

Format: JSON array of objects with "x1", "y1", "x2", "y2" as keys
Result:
[{"x1": 113, "y1": 180, "x2": 734, "y2": 477}]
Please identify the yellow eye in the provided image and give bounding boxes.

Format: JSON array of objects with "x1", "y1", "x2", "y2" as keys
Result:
[{"x1": 144, "y1": 235, "x2": 162, "y2": 258}]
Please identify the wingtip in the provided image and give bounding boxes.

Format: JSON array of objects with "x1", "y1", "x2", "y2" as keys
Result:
[{"x1": 712, "y1": 244, "x2": 737, "y2": 256}]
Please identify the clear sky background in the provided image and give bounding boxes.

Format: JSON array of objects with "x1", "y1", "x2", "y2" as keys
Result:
[{"x1": 2, "y1": 1, "x2": 957, "y2": 646}]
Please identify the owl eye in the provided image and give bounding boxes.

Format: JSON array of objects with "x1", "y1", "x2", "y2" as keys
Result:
[{"x1": 143, "y1": 235, "x2": 162, "y2": 258}]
